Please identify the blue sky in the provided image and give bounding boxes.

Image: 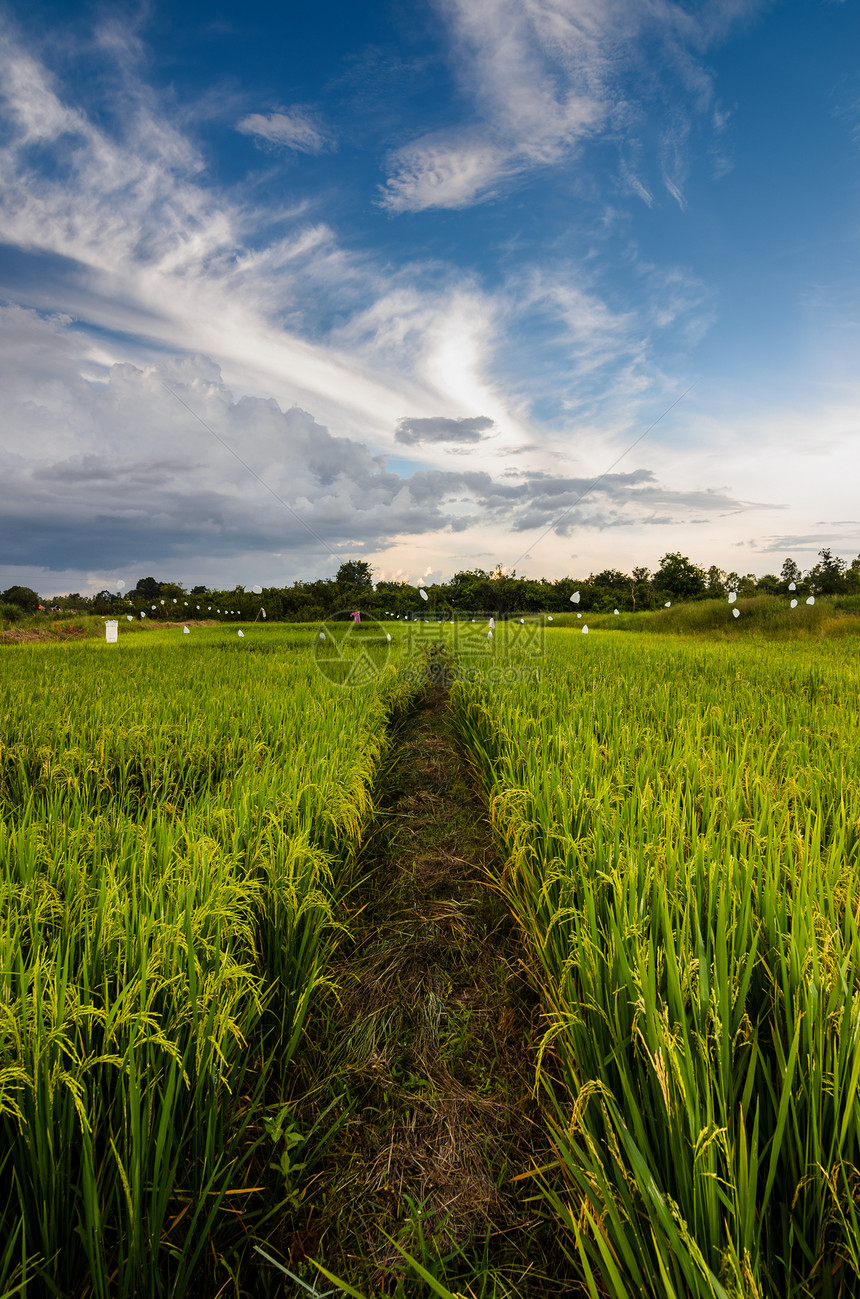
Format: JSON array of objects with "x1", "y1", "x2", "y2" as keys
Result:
[{"x1": 1, "y1": 0, "x2": 858, "y2": 595}]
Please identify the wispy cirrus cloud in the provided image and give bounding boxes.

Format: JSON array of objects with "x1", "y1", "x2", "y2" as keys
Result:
[
  {"x1": 0, "y1": 20, "x2": 476, "y2": 443},
  {"x1": 236, "y1": 109, "x2": 334, "y2": 154},
  {"x1": 381, "y1": 0, "x2": 767, "y2": 213},
  {"x1": 0, "y1": 10, "x2": 718, "y2": 470},
  {"x1": 5, "y1": 3, "x2": 834, "y2": 598},
  {"x1": 380, "y1": 135, "x2": 511, "y2": 212}
]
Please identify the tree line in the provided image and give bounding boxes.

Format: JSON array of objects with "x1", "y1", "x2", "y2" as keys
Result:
[{"x1": 3, "y1": 549, "x2": 860, "y2": 623}]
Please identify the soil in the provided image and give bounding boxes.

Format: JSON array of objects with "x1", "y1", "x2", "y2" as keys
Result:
[{"x1": 265, "y1": 657, "x2": 577, "y2": 1296}]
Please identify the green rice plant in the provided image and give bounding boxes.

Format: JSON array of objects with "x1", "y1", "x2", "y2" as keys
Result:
[
  {"x1": 0, "y1": 625, "x2": 417, "y2": 1296},
  {"x1": 449, "y1": 631, "x2": 860, "y2": 1297}
]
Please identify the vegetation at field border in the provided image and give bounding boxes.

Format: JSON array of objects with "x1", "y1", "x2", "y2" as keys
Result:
[{"x1": 5, "y1": 547, "x2": 860, "y2": 628}]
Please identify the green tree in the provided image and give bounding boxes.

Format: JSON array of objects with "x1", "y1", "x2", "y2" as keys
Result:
[
  {"x1": 1, "y1": 585, "x2": 39, "y2": 610},
  {"x1": 335, "y1": 561, "x2": 374, "y2": 589},
  {"x1": 590, "y1": 569, "x2": 630, "y2": 611},
  {"x1": 133, "y1": 576, "x2": 162, "y2": 600},
  {"x1": 807, "y1": 547, "x2": 846, "y2": 595},
  {"x1": 91, "y1": 589, "x2": 127, "y2": 614},
  {"x1": 375, "y1": 580, "x2": 410, "y2": 616},
  {"x1": 448, "y1": 569, "x2": 493, "y2": 612},
  {"x1": 654, "y1": 553, "x2": 706, "y2": 602},
  {"x1": 705, "y1": 566, "x2": 726, "y2": 597},
  {"x1": 630, "y1": 566, "x2": 652, "y2": 611},
  {"x1": 780, "y1": 558, "x2": 802, "y2": 588}
]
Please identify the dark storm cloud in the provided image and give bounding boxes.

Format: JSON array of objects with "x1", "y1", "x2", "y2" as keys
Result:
[
  {"x1": 395, "y1": 415, "x2": 495, "y2": 445},
  {"x1": 0, "y1": 309, "x2": 766, "y2": 583},
  {"x1": 477, "y1": 470, "x2": 770, "y2": 532}
]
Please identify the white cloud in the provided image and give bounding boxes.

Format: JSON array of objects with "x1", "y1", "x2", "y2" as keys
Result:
[
  {"x1": 380, "y1": 0, "x2": 766, "y2": 213},
  {"x1": 0, "y1": 23, "x2": 459, "y2": 448},
  {"x1": 0, "y1": 308, "x2": 775, "y2": 592},
  {"x1": 236, "y1": 109, "x2": 333, "y2": 154},
  {"x1": 0, "y1": 14, "x2": 716, "y2": 479},
  {"x1": 4, "y1": 6, "x2": 854, "y2": 595},
  {"x1": 380, "y1": 136, "x2": 510, "y2": 212}
]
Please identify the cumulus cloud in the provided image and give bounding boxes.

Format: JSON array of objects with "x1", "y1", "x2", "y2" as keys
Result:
[
  {"x1": 0, "y1": 309, "x2": 763, "y2": 588},
  {"x1": 0, "y1": 319, "x2": 448, "y2": 569},
  {"x1": 236, "y1": 109, "x2": 333, "y2": 154},
  {"x1": 395, "y1": 415, "x2": 495, "y2": 445}
]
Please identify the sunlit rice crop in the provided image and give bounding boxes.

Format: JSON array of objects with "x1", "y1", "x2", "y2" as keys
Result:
[
  {"x1": 450, "y1": 630, "x2": 860, "y2": 1297},
  {"x1": 0, "y1": 624, "x2": 415, "y2": 1296}
]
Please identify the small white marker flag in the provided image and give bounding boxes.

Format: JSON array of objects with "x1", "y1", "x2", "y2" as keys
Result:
[
  {"x1": 105, "y1": 620, "x2": 118, "y2": 644},
  {"x1": 571, "y1": 591, "x2": 580, "y2": 604},
  {"x1": 183, "y1": 626, "x2": 190, "y2": 634}
]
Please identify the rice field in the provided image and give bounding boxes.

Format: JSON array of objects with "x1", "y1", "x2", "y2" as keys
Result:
[
  {"x1": 450, "y1": 630, "x2": 860, "y2": 1298},
  {"x1": 0, "y1": 623, "x2": 413, "y2": 1297},
  {"x1": 3, "y1": 619, "x2": 860, "y2": 1297}
]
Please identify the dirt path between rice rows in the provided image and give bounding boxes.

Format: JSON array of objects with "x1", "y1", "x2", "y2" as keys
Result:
[{"x1": 276, "y1": 663, "x2": 577, "y2": 1296}]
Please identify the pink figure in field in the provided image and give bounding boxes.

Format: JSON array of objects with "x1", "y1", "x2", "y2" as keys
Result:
[{"x1": 350, "y1": 610, "x2": 361, "y2": 623}]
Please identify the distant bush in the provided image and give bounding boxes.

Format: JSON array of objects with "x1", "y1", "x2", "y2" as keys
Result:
[
  {"x1": 582, "y1": 594, "x2": 860, "y2": 639},
  {"x1": 0, "y1": 602, "x2": 23, "y2": 624}
]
